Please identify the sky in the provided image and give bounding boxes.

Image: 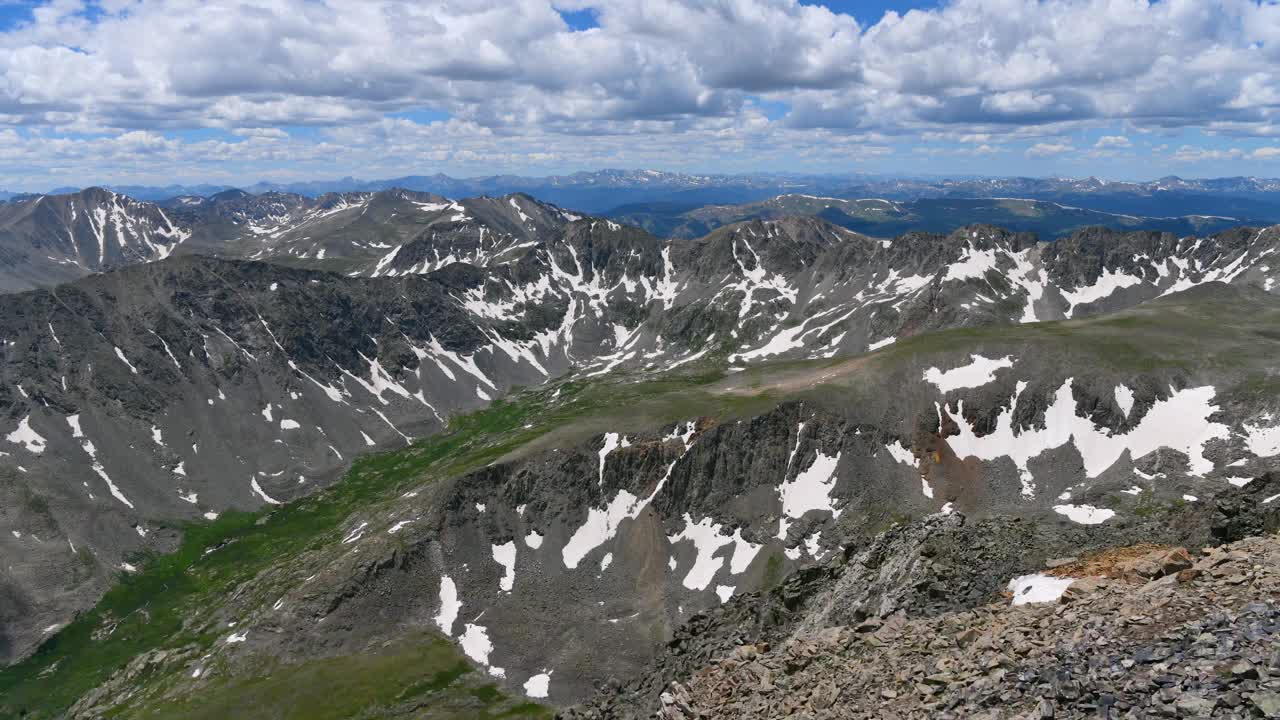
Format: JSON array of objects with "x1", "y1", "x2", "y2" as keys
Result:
[{"x1": 0, "y1": 0, "x2": 1278, "y2": 191}]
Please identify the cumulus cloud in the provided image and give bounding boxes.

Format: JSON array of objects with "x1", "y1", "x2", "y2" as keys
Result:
[
  {"x1": 1171, "y1": 145, "x2": 1245, "y2": 162},
  {"x1": 1174, "y1": 144, "x2": 1280, "y2": 162},
  {"x1": 0, "y1": 0, "x2": 1278, "y2": 184},
  {"x1": 1094, "y1": 135, "x2": 1132, "y2": 149},
  {"x1": 3, "y1": 0, "x2": 1279, "y2": 133},
  {"x1": 1026, "y1": 142, "x2": 1073, "y2": 157}
]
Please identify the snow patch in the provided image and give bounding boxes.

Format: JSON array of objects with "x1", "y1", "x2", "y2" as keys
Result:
[
  {"x1": 435, "y1": 576, "x2": 460, "y2": 634},
  {"x1": 342, "y1": 522, "x2": 368, "y2": 544},
  {"x1": 667, "y1": 514, "x2": 735, "y2": 591},
  {"x1": 946, "y1": 381, "x2": 1229, "y2": 498},
  {"x1": 524, "y1": 670, "x2": 553, "y2": 699},
  {"x1": 113, "y1": 346, "x2": 139, "y2": 374},
  {"x1": 492, "y1": 541, "x2": 517, "y2": 592},
  {"x1": 250, "y1": 478, "x2": 282, "y2": 505},
  {"x1": 1114, "y1": 384, "x2": 1135, "y2": 418},
  {"x1": 1053, "y1": 504, "x2": 1115, "y2": 524},
  {"x1": 1008, "y1": 573, "x2": 1074, "y2": 605},
  {"x1": 459, "y1": 623, "x2": 496, "y2": 668},
  {"x1": 1062, "y1": 267, "x2": 1143, "y2": 317},
  {"x1": 562, "y1": 458, "x2": 678, "y2": 569},
  {"x1": 7, "y1": 416, "x2": 46, "y2": 454},
  {"x1": 923, "y1": 355, "x2": 1014, "y2": 392},
  {"x1": 597, "y1": 432, "x2": 629, "y2": 484},
  {"x1": 1242, "y1": 420, "x2": 1280, "y2": 457},
  {"x1": 776, "y1": 451, "x2": 841, "y2": 539}
]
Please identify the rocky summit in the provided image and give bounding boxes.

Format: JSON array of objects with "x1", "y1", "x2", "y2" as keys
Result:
[
  {"x1": 647, "y1": 531, "x2": 1280, "y2": 720},
  {"x1": 562, "y1": 474, "x2": 1280, "y2": 719},
  {"x1": 2, "y1": 187, "x2": 1280, "y2": 720}
]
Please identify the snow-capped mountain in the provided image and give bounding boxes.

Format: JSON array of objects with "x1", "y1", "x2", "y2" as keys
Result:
[
  {"x1": 4, "y1": 190, "x2": 1280, "y2": 720},
  {"x1": 3, "y1": 208, "x2": 1280, "y2": 669},
  {"x1": 5, "y1": 182, "x2": 1279, "y2": 295},
  {"x1": 0, "y1": 188, "x2": 190, "y2": 291},
  {"x1": 0, "y1": 188, "x2": 584, "y2": 290}
]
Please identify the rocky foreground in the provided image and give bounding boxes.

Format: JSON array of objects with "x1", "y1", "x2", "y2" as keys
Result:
[{"x1": 648, "y1": 530, "x2": 1280, "y2": 720}]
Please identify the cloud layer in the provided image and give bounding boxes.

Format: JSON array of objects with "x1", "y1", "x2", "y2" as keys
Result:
[{"x1": 1, "y1": 0, "x2": 1278, "y2": 187}]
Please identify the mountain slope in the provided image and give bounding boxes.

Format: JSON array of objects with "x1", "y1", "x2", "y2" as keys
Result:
[
  {"x1": 3, "y1": 216, "x2": 1280, "y2": 665},
  {"x1": 5, "y1": 278, "x2": 1280, "y2": 718},
  {"x1": 0, "y1": 188, "x2": 189, "y2": 291}
]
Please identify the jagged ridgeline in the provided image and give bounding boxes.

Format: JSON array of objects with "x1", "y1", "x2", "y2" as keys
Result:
[{"x1": 0, "y1": 192, "x2": 1279, "y2": 719}]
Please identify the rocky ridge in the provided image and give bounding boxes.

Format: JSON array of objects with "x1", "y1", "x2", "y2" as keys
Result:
[
  {"x1": 652, "y1": 535, "x2": 1280, "y2": 719},
  {"x1": 565, "y1": 476, "x2": 1280, "y2": 719}
]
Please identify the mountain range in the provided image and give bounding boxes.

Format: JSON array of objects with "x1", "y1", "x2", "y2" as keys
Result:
[
  {"x1": 1, "y1": 182, "x2": 1279, "y2": 718},
  {"x1": 609, "y1": 193, "x2": 1265, "y2": 240},
  {"x1": 9, "y1": 170, "x2": 1280, "y2": 219},
  {"x1": 3, "y1": 183, "x2": 1279, "y2": 294},
  {"x1": 34, "y1": 169, "x2": 826, "y2": 210}
]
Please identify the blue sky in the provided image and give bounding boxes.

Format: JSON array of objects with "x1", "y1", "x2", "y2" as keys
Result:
[
  {"x1": 0, "y1": 3, "x2": 35, "y2": 30},
  {"x1": 555, "y1": 2, "x2": 945, "y2": 28},
  {"x1": 802, "y1": 1, "x2": 941, "y2": 23},
  {"x1": 0, "y1": 1, "x2": 1277, "y2": 190}
]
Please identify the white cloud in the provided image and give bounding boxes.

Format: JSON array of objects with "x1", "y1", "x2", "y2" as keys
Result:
[
  {"x1": 3, "y1": 0, "x2": 1279, "y2": 134},
  {"x1": 1094, "y1": 135, "x2": 1131, "y2": 149},
  {"x1": 1026, "y1": 142, "x2": 1072, "y2": 157},
  {"x1": 1171, "y1": 144, "x2": 1245, "y2": 162},
  {"x1": 0, "y1": 0, "x2": 1279, "y2": 183},
  {"x1": 232, "y1": 128, "x2": 290, "y2": 139}
]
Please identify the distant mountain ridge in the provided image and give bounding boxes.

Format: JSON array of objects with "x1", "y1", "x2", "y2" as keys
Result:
[
  {"x1": 3, "y1": 183, "x2": 1279, "y2": 294},
  {"x1": 16, "y1": 170, "x2": 1280, "y2": 218},
  {"x1": 609, "y1": 193, "x2": 1272, "y2": 240},
  {"x1": 38, "y1": 170, "x2": 819, "y2": 208}
]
